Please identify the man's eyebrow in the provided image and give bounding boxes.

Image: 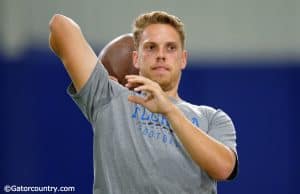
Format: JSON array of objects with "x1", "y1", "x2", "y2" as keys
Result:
[
  {"x1": 143, "y1": 41, "x2": 156, "y2": 45},
  {"x1": 144, "y1": 41, "x2": 178, "y2": 45},
  {"x1": 166, "y1": 41, "x2": 178, "y2": 45}
]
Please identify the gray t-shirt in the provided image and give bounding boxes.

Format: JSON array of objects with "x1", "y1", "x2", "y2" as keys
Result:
[{"x1": 68, "y1": 63, "x2": 237, "y2": 194}]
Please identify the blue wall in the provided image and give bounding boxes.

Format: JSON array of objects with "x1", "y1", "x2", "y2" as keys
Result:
[{"x1": 1, "y1": 48, "x2": 299, "y2": 194}]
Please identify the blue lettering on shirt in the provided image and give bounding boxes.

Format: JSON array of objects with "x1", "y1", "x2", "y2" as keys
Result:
[
  {"x1": 192, "y1": 117, "x2": 200, "y2": 127},
  {"x1": 131, "y1": 104, "x2": 199, "y2": 148}
]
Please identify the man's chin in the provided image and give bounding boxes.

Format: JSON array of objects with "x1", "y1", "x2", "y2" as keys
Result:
[
  {"x1": 154, "y1": 79, "x2": 171, "y2": 91},
  {"x1": 152, "y1": 77, "x2": 168, "y2": 85},
  {"x1": 143, "y1": 74, "x2": 171, "y2": 90}
]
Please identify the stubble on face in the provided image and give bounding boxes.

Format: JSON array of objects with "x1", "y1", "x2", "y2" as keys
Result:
[{"x1": 135, "y1": 24, "x2": 186, "y2": 92}]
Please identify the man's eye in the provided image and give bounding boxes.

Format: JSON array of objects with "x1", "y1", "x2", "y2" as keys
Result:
[
  {"x1": 168, "y1": 45, "x2": 176, "y2": 51},
  {"x1": 146, "y1": 45, "x2": 155, "y2": 50}
]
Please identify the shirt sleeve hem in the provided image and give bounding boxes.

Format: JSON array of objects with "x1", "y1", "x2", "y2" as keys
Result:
[{"x1": 67, "y1": 62, "x2": 102, "y2": 99}]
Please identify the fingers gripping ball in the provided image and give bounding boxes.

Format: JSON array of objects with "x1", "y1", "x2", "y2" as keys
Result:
[{"x1": 99, "y1": 33, "x2": 139, "y2": 86}]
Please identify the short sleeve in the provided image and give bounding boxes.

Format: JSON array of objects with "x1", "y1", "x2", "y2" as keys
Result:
[
  {"x1": 202, "y1": 106, "x2": 238, "y2": 179},
  {"x1": 208, "y1": 109, "x2": 237, "y2": 154},
  {"x1": 67, "y1": 62, "x2": 125, "y2": 123}
]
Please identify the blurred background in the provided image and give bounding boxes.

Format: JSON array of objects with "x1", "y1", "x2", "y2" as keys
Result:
[{"x1": 0, "y1": 0, "x2": 299, "y2": 193}]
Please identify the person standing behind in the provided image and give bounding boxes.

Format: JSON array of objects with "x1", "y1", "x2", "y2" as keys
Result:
[{"x1": 49, "y1": 11, "x2": 238, "y2": 194}]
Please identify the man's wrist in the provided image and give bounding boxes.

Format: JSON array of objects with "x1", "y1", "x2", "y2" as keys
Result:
[{"x1": 163, "y1": 103, "x2": 179, "y2": 119}]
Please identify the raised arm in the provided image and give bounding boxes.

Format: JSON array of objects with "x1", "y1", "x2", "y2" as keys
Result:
[{"x1": 49, "y1": 14, "x2": 97, "y2": 92}]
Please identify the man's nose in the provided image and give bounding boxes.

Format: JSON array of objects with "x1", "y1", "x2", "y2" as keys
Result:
[{"x1": 156, "y1": 47, "x2": 166, "y2": 61}]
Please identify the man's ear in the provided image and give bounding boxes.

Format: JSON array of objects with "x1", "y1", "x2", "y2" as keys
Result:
[
  {"x1": 181, "y1": 50, "x2": 188, "y2": 70},
  {"x1": 132, "y1": 50, "x2": 139, "y2": 69}
]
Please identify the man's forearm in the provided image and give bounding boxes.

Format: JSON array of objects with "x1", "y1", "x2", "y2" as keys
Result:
[{"x1": 164, "y1": 104, "x2": 236, "y2": 180}]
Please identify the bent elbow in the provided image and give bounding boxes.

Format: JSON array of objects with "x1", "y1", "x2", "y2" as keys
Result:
[
  {"x1": 48, "y1": 14, "x2": 63, "y2": 55},
  {"x1": 49, "y1": 14, "x2": 66, "y2": 32},
  {"x1": 214, "y1": 155, "x2": 237, "y2": 181},
  {"x1": 49, "y1": 14, "x2": 60, "y2": 31},
  {"x1": 217, "y1": 163, "x2": 235, "y2": 180},
  {"x1": 49, "y1": 14, "x2": 80, "y2": 32},
  {"x1": 48, "y1": 14, "x2": 81, "y2": 56}
]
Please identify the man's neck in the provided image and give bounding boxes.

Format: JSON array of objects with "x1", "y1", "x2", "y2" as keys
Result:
[{"x1": 165, "y1": 90, "x2": 181, "y2": 101}]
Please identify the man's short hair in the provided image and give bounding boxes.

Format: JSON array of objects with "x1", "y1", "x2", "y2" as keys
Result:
[{"x1": 132, "y1": 11, "x2": 185, "y2": 50}]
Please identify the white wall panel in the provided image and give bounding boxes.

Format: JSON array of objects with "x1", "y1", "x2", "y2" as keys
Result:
[{"x1": 0, "y1": 0, "x2": 298, "y2": 62}]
